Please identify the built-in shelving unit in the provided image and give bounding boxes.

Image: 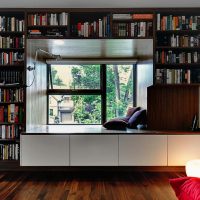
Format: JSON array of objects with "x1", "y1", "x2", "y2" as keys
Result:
[
  {"x1": 0, "y1": 10, "x2": 25, "y2": 165},
  {"x1": 26, "y1": 10, "x2": 154, "y2": 39},
  {"x1": 0, "y1": 8, "x2": 200, "y2": 169},
  {"x1": 155, "y1": 10, "x2": 200, "y2": 84}
]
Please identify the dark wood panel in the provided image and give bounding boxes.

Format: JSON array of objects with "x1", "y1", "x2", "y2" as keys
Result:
[
  {"x1": 147, "y1": 85, "x2": 199, "y2": 130},
  {"x1": 0, "y1": 171, "x2": 185, "y2": 200}
]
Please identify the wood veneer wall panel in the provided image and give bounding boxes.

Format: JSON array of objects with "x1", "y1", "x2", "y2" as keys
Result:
[{"x1": 147, "y1": 85, "x2": 199, "y2": 130}]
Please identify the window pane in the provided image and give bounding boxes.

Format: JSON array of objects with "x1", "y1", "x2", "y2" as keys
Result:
[
  {"x1": 106, "y1": 65, "x2": 134, "y2": 120},
  {"x1": 49, "y1": 65, "x2": 101, "y2": 89},
  {"x1": 49, "y1": 95, "x2": 101, "y2": 124}
]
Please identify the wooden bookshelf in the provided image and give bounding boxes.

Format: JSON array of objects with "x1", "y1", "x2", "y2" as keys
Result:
[
  {"x1": 0, "y1": 7, "x2": 200, "y2": 169},
  {"x1": 155, "y1": 10, "x2": 200, "y2": 84},
  {"x1": 0, "y1": 10, "x2": 25, "y2": 166}
]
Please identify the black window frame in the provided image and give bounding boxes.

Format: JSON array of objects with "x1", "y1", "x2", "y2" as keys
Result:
[{"x1": 47, "y1": 63, "x2": 136, "y2": 125}]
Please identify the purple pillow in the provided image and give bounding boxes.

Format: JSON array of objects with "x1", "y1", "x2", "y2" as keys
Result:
[
  {"x1": 126, "y1": 107, "x2": 140, "y2": 118},
  {"x1": 103, "y1": 118, "x2": 128, "y2": 130},
  {"x1": 128, "y1": 109, "x2": 147, "y2": 129}
]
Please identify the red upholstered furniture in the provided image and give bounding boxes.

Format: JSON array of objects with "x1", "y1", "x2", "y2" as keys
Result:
[{"x1": 169, "y1": 177, "x2": 200, "y2": 200}]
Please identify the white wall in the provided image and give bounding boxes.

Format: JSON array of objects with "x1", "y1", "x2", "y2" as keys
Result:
[
  {"x1": 26, "y1": 42, "x2": 47, "y2": 130},
  {"x1": 0, "y1": 0, "x2": 200, "y2": 8}
]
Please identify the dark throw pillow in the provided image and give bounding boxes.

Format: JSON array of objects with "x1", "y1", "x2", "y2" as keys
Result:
[
  {"x1": 103, "y1": 118, "x2": 128, "y2": 130},
  {"x1": 169, "y1": 177, "x2": 200, "y2": 200},
  {"x1": 126, "y1": 107, "x2": 140, "y2": 118},
  {"x1": 128, "y1": 109, "x2": 147, "y2": 129}
]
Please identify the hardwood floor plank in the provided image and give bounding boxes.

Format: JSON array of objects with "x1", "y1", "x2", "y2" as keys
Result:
[{"x1": 0, "y1": 172, "x2": 184, "y2": 200}]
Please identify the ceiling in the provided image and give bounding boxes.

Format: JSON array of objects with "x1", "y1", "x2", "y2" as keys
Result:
[
  {"x1": 0, "y1": 0, "x2": 200, "y2": 8},
  {"x1": 27, "y1": 39, "x2": 153, "y2": 60}
]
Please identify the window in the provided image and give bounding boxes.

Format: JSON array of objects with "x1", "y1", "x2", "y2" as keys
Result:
[{"x1": 48, "y1": 64, "x2": 135, "y2": 124}]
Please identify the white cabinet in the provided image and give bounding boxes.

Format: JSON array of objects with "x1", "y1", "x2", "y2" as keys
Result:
[
  {"x1": 168, "y1": 135, "x2": 200, "y2": 166},
  {"x1": 21, "y1": 135, "x2": 69, "y2": 166},
  {"x1": 70, "y1": 135, "x2": 118, "y2": 166},
  {"x1": 119, "y1": 135, "x2": 167, "y2": 166}
]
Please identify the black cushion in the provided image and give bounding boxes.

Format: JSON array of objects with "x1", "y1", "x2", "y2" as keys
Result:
[{"x1": 103, "y1": 118, "x2": 128, "y2": 130}]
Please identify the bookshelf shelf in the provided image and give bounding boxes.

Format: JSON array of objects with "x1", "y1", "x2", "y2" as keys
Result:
[
  {"x1": 112, "y1": 36, "x2": 153, "y2": 39},
  {"x1": 27, "y1": 36, "x2": 70, "y2": 39},
  {"x1": 0, "y1": 102, "x2": 24, "y2": 105},
  {"x1": 0, "y1": 123, "x2": 24, "y2": 125},
  {"x1": 0, "y1": 160, "x2": 19, "y2": 163},
  {"x1": 0, "y1": 48, "x2": 24, "y2": 51},
  {"x1": 0, "y1": 139, "x2": 20, "y2": 142},
  {"x1": 0, "y1": 85, "x2": 23, "y2": 89},
  {"x1": 0, "y1": 31, "x2": 25, "y2": 35},
  {"x1": 112, "y1": 18, "x2": 153, "y2": 22},
  {"x1": 156, "y1": 30, "x2": 200, "y2": 34},
  {"x1": 156, "y1": 47, "x2": 200, "y2": 50},
  {"x1": 155, "y1": 63, "x2": 200, "y2": 69}
]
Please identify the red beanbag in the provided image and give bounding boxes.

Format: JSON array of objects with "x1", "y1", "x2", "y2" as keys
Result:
[{"x1": 169, "y1": 177, "x2": 200, "y2": 200}]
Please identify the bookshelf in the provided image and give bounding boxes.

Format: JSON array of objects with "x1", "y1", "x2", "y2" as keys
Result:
[
  {"x1": 70, "y1": 12, "x2": 111, "y2": 38},
  {"x1": 27, "y1": 12, "x2": 69, "y2": 38},
  {"x1": 0, "y1": 11, "x2": 25, "y2": 165},
  {"x1": 0, "y1": 7, "x2": 200, "y2": 168},
  {"x1": 155, "y1": 11, "x2": 200, "y2": 84},
  {"x1": 112, "y1": 13, "x2": 153, "y2": 38},
  {"x1": 26, "y1": 10, "x2": 154, "y2": 39}
]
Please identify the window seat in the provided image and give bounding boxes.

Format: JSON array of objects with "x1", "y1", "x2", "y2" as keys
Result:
[
  {"x1": 22, "y1": 125, "x2": 200, "y2": 135},
  {"x1": 21, "y1": 125, "x2": 200, "y2": 167}
]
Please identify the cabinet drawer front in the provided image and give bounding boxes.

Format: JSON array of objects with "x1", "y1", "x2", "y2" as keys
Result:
[
  {"x1": 168, "y1": 135, "x2": 200, "y2": 166},
  {"x1": 119, "y1": 135, "x2": 167, "y2": 166},
  {"x1": 70, "y1": 135, "x2": 118, "y2": 166},
  {"x1": 21, "y1": 135, "x2": 69, "y2": 166}
]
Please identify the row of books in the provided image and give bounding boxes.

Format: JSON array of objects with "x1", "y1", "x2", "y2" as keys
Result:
[
  {"x1": 0, "y1": 71, "x2": 23, "y2": 85},
  {"x1": 28, "y1": 12, "x2": 68, "y2": 26},
  {"x1": 0, "y1": 105, "x2": 24, "y2": 123},
  {"x1": 112, "y1": 22, "x2": 153, "y2": 37},
  {"x1": 157, "y1": 34, "x2": 200, "y2": 47},
  {"x1": 156, "y1": 69, "x2": 193, "y2": 84},
  {"x1": 157, "y1": 14, "x2": 200, "y2": 31},
  {"x1": 0, "y1": 144, "x2": 19, "y2": 160},
  {"x1": 0, "y1": 125, "x2": 22, "y2": 139},
  {"x1": 112, "y1": 13, "x2": 153, "y2": 20},
  {"x1": 155, "y1": 51, "x2": 199, "y2": 64},
  {"x1": 0, "y1": 88, "x2": 24, "y2": 103},
  {"x1": 72, "y1": 16, "x2": 111, "y2": 37},
  {"x1": 0, "y1": 52, "x2": 24, "y2": 65},
  {"x1": 0, "y1": 16, "x2": 24, "y2": 32},
  {"x1": 0, "y1": 36, "x2": 24, "y2": 49}
]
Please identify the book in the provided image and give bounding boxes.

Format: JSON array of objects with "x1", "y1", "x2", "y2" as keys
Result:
[
  {"x1": 113, "y1": 14, "x2": 132, "y2": 19},
  {"x1": 132, "y1": 14, "x2": 153, "y2": 20},
  {"x1": 0, "y1": 106, "x2": 4, "y2": 122}
]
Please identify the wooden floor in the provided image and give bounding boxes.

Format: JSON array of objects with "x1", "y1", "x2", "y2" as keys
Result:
[{"x1": 0, "y1": 171, "x2": 185, "y2": 200}]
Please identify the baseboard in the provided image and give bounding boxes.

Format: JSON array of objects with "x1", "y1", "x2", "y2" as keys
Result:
[{"x1": 0, "y1": 166, "x2": 185, "y2": 172}]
